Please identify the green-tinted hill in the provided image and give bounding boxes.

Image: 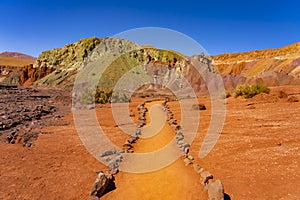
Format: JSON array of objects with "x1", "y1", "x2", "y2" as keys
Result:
[
  {"x1": 18, "y1": 37, "x2": 300, "y2": 98},
  {"x1": 20, "y1": 37, "x2": 189, "y2": 90}
]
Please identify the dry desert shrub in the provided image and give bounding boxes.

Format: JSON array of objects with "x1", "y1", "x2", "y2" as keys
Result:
[{"x1": 235, "y1": 84, "x2": 270, "y2": 98}]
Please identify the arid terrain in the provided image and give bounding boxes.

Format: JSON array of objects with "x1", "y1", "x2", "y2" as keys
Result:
[
  {"x1": 0, "y1": 85, "x2": 299, "y2": 199},
  {"x1": 2, "y1": 0, "x2": 300, "y2": 198},
  {"x1": 0, "y1": 38, "x2": 300, "y2": 199}
]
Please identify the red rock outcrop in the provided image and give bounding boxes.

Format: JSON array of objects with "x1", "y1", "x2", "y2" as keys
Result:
[{"x1": 19, "y1": 64, "x2": 55, "y2": 86}]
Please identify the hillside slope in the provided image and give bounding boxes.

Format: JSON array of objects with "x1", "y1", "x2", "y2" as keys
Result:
[
  {"x1": 18, "y1": 38, "x2": 300, "y2": 94},
  {"x1": 20, "y1": 37, "x2": 216, "y2": 98},
  {"x1": 211, "y1": 42, "x2": 300, "y2": 90}
]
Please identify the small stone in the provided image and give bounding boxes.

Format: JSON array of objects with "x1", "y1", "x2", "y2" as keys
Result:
[
  {"x1": 183, "y1": 143, "x2": 190, "y2": 154},
  {"x1": 100, "y1": 150, "x2": 116, "y2": 157},
  {"x1": 287, "y1": 96, "x2": 299, "y2": 102},
  {"x1": 184, "y1": 158, "x2": 193, "y2": 166},
  {"x1": 176, "y1": 133, "x2": 184, "y2": 140},
  {"x1": 109, "y1": 168, "x2": 119, "y2": 175},
  {"x1": 193, "y1": 164, "x2": 203, "y2": 174},
  {"x1": 128, "y1": 136, "x2": 138, "y2": 144},
  {"x1": 127, "y1": 149, "x2": 134, "y2": 153},
  {"x1": 107, "y1": 159, "x2": 118, "y2": 167},
  {"x1": 177, "y1": 140, "x2": 184, "y2": 145},
  {"x1": 200, "y1": 170, "x2": 213, "y2": 185},
  {"x1": 187, "y1": 155, "x2": 194, "y2": 161},
  {"x1": 123, "y1": 142, "x2": 133, "y2": 149},
  {"x1": 114, "y1": 155, "x2": 123, "y2": 163}
]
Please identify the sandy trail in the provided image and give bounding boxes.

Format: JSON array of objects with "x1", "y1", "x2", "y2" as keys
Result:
[{"x1": 102, "y1": 101, "x2": 206, "y2": 199}]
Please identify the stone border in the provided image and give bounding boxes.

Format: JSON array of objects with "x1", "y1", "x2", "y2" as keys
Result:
[
  {"x1": 91, "y1": 99, "x2": 228, "y2": 199},
  {"x1": 161, "y1": 99, "x2": 227, "y2": 200},
  {"x1": 90, "y1": 100, "x2": 150, "y2": 199}
]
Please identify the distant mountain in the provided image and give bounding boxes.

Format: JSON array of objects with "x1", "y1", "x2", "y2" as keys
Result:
[
  {"x1": 212, "y1": 42, "x2": 300, "y2": 77},
  {"x1": 0, "y1": 52, "x2": 36, "y2": 60},
  {"x1": 211, "y1": 42, "x2": 300, "y2": 90},
  {"x1": 0, "y1": 51, "x2": 36, "y2": 67}
]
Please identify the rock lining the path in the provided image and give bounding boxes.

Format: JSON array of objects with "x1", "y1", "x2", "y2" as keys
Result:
[
  {"x1": 97, "y1": 101, "x2": 150, "y2": 178},
  {"x1": 162, "y1": 100, "x2": 227, "y2": 200},
  {"x1": 90, "y1": 171, "x2": 112, "y2": 199},
  {"x1": 96, "y1": 99, "x2": 228, "y2": 199}
]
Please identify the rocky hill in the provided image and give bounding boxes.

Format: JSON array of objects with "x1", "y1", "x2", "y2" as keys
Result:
[
  {"x1": 15, "y1": 38, "x2": 300, "y2": 95},
  {"x1": 211, "y1": 42, "x2": 300, "y2": 90},
  {"x1": 19, "y1": 37, "x2": 216, "y2": 98},
  {"x1": 19, "y1": 37, "x2": 102, "y2": 86}
]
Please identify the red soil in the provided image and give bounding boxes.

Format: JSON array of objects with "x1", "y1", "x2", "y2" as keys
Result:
[{"x1": 0, "y1": 86, "x2": 299, "y2": 199}]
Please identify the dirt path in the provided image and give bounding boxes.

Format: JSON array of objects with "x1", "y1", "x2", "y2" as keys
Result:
[{"x1": 102, "y1": 101, "x2": 206, "y2": 199}]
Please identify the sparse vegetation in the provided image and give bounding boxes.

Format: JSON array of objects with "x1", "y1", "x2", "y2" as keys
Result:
[
  {"x1": 2, "y1": 74, "x2": 20, "y2": 84},
  {"x1": 80, "y1": 87, "x2": 131, "y2": 104},
  {"x1": 234, "y1": 84, "x2": 270, "y2": 98},
  {"x1": 111, "y1": 91, "x2": 131, "y2": 103},
  {"x1": 94, "y1": 88, "x2": 113, "y2": 104},
  {"x1": 80, "y1": 88, "x2": 95, "y2": 104}
]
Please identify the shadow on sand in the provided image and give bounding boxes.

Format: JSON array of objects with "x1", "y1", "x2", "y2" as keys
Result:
[
  {"x1": 224, "y1": 193, "x2": 231, "y2": 200},
  {"x1": 101, "y1": 177, "x2": 116, "y2": 197}
]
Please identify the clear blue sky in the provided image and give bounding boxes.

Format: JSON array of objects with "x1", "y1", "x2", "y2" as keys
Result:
[{"x1": 0, "y1": 0, "x2": 299, "y2": 57}]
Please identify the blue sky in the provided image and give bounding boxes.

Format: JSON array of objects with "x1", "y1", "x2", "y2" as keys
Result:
[{"x1": 0, "y1": 0, "x2": 299, "y2": 57}]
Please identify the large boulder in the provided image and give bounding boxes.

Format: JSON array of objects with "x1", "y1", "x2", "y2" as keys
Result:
[
  {"x1": 90, "y1": 172, "x2": 112, "y2": 199},
  {"x1": 206, "y1": 179, "x2": 224, "y2": 200}
]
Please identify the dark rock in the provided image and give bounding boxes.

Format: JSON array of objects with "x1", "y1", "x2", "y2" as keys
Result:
[
  {"x1": 287, "y1": 96, "x2": 299, "y2": 102},
  {"x1": 176, "y1": 132, "x2": 184, "y2": 141},
  {"x1": 135, "y1": 128, "x2": 141, "y2": 136},
  {"x1": 108, "y1": 168, "x2": 119, "y2": 175},
  {"x1": 90, "y1": 172, "x2": 111, "y2": 198},
  {"x1": 192, "y1": 103, "x2": 206, "y2": 110},
  {"x1": 107, "y1": 160, "x2": 119, "y2": 170},
  {"x1": 200, "y1": 170, "x2": 213, "y2": 185},
  {"x1": 183, "y1": 143, "x2": 190, "y2": 154},
  {"x1": 278, "y1": 90, "x2": 288, "y2": 98},
  {"x1": 123, "y1": 141, "x2": 133, "y2": 149},
  {"x1": 128, "y1": 136, "x2": 138, "y2": 144},
  {"x1": 100, "y1": 150, "x2": 117, "y2": 157}
]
